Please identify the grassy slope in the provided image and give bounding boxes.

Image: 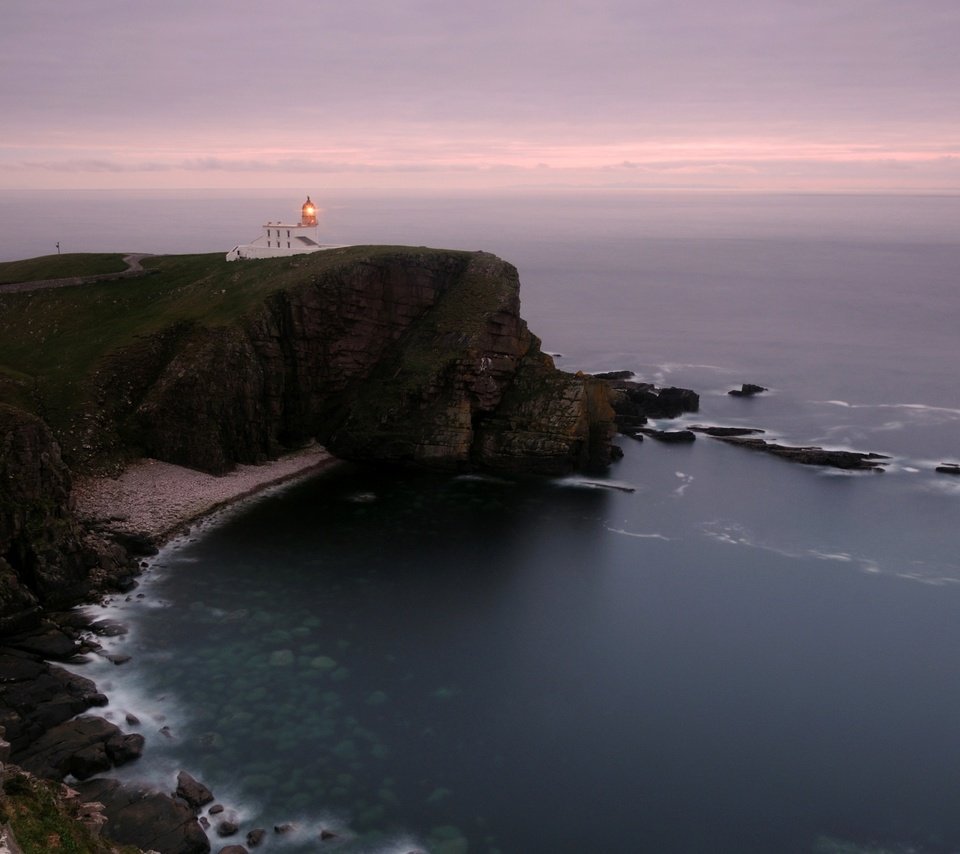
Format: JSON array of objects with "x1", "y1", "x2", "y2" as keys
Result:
[
  {"x1": 0, "y1": 253, "x2": 128, "y2": 285},
  {"x1": 0, "y1": 247, "x2": 465, "y2": 430},
  {"x1": 1, "y1": 771, "x2": 140, "y2": 854}
]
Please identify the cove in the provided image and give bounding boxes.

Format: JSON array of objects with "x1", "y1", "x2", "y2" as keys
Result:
[{"x1": 87, "y1": 447, "x2": 960, "y2": 854}]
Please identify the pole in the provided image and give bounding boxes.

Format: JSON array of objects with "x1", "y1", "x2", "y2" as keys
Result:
[{"x1": 56, "y1": 242, "x2": 60, "y2": 255}]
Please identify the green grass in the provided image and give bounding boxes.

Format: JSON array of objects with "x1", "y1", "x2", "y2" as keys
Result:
[
  {"x1": 0, "y1": 253, "x2": 128, "y2": 285},
  {"x1": 1, "y1": 771, "x2": 140, "y2": 854},
  {"x1": 0, "y1": 245, "x2": 471, "y2": 436}
]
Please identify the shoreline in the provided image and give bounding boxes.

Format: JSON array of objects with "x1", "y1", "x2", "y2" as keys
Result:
[{"x1": 72, "y1": 443, "x2": 340, "y2": 548}]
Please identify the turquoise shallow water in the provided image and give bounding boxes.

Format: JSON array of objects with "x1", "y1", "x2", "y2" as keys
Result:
[{"x1": 35, "y1": 190, "x2": 960, "y2": 852}]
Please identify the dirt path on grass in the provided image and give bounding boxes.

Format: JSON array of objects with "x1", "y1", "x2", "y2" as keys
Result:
[{"x1": 0, "y1": 253, "x2": 154, "y2": 293}]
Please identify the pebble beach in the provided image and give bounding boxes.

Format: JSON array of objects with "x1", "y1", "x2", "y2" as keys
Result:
[{"x1": 72, "y1": 444, "x2": 338, "y2": 544}]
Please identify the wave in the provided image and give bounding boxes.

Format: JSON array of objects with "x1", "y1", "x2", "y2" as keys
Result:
[
  {"x1": 700, "y1": 520, "x2": 960, "y2": 586},
  {"x1": 605, "y1": 526, "x2": 670, "y2": 540}
]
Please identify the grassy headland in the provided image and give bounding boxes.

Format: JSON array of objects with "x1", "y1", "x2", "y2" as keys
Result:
[{"x1": 0, "y1": 247, "x2": 471, "y2": 466}]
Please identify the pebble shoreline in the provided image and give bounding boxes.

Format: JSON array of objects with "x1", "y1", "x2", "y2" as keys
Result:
[{"x1": 72, "y1": 444, "x2": 339, "y2": 545}]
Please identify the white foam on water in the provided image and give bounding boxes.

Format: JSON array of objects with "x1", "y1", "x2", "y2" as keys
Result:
[
  {"x1": 556, "y1": 476, "x2": 638, "y2": 493},
  {"x1": 673, "y1": 471, "x2": 694, "y2": 497},
  {"x1": 605, "y1": 526, "x2": 670, "y2": 541},
  {"x1": 702, "y1": 520, "x2": 960, "y2": 587},
  {"x1": 453, "y1": 473, "x2": 514, "y2": 485}
]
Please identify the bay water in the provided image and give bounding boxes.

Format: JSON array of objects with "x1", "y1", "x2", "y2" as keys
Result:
[{"x1": 2, "y1": 190, "x2": 959, "y2": 852}]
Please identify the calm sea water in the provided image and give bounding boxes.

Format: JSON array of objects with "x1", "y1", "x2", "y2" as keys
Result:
[{"x1": 5, "y1": 190, "x2": 960, "y2": 853}]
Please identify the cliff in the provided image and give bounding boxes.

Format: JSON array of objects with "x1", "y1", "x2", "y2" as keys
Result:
[
  {"x1": 83, "y1": 248, "x2": 616, "y2": 475},
  {"x1": 0, "y1": 247, "x2": 616, "y2": 626}
]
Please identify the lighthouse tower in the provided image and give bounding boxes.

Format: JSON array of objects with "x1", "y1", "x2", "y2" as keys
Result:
[{"x1": 227, "y1": 195, "x2": 340, "y2": 260}]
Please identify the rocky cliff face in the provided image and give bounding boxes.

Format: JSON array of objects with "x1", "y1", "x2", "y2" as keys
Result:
[
  {"x1": 0, "y1": 406, "x2": 134, "y2": 633},
  {"x1": 96, "y1": 249, "x2": 616, "y2": 475},
  {"x1": 0, "y1": 405, "x2": 90, "y2": 633}
]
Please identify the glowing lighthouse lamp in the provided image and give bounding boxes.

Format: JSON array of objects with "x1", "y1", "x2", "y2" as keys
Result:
[{"x1": 226, "y1": 195, "x2": 338, "y2": 260}]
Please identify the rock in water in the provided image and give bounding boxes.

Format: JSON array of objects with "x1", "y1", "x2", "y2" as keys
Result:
[
  {"x1": 176, "y1": 770, "x2": 215, "y2": 809},
  {"x1": 728, "y1": 383, "x2": 767, "y2": 397}
]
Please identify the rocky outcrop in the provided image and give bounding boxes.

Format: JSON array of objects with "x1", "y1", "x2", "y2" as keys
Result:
[
  {"x1": 91, "y1": 250, "x2": 615, "y2": 476},
  {"x1": 712, "y1": 436, "x2": 889, "y2": 470},
  {"x1": 595, "y1": 375, "x2": 699, "y2": 438},
  {"x1": 728, "y1": 383, "x2": 767, "y2": 397},
  {"x1": 0, "y1": 405, "x2": 138, "y2": 635},
  {"x1": 75, "y1": 777, "x2": 210, "y2": 854}
]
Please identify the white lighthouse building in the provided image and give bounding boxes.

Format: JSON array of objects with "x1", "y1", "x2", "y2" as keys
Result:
[{"x1": 226, "y1": 196, "x2": 340, "y2": 261}]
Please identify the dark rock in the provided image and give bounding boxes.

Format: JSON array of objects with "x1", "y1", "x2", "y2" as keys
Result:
[
  {"x1": 713, "y1": 436, "x2": 889, "y2": 470},
  {"x1": 14, "y1": 715, "x2": 142, "y2": 780},
  {"x1": 728, "y1": 383, "x2": 767, "y2": 397},
  {"x1": 275, "y1": 823, "x2": 296, "y2": 834},
  {"x1": 4, "y1": 625, "x2": 81, "y2": 660},
  {"x1": 320, "y1": 828, "x2": 338, "y2": 840},
  {"x1": 88, "y1": 619, "x2": 128, "y2": 637},
  {"x1": 0, "y1": 405, "x2": 93, "y2": 633},
  {"x1": 690, "y1": 425, "x2": 765, "y2": 437},
  {"x1": 217, "y1": 820, "x2": 239, "y2": 837},
  {"x1": 209, "y1": 803, "x2": 225, "y2": 815},
  {"x1": 75, "y1": 777, "x2": 210, "y2": 854},
  {"x1": 125, "y1": 713, "x2": 140, "y2": 725},
  {"x1": 604, "y1": 381, "x2": 699, "y2": 432},
  {"x1": 936, "y1": 463, "x2": 960, "y2": 475},
  {"x1": 106, "y1": 731, "x2": 144, "y2": 764},
  {"x1": 246, "y1": 828, "x2": 267, "y2": 847},
  {"x1": 176, "y1": 770, "x2": 215, "y2": 810},
  {"x1": 1, "y1": 653, "x2": 107, "y2": 754},
  {"x1": 105, "y1": 652, "x2": 132, "y2": 665},
  {"x1": 105, "y1": 529, "x2": 160, "y2": 557},
  {"x1": 218, "y1": 847, "x2": 249, "y2": 854},
  {"x1": 638, "y1": 428, "x2": 697, "y2": 443},
  {"x1": 591, "y1": 370, "x2": 634, "y2": 380}
]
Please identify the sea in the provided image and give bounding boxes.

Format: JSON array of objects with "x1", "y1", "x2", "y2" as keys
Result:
[{"x1": 2, "y1": 189, "x2": 959, "y2": 853}]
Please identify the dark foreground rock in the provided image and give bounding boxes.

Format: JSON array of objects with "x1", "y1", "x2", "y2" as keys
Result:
[
  {"x1": 936, "y1": 463, "x2": 960, "y2": 475},
  {"x1": 0, "y1": 650, "x2": 107, "y2": 755},
  {"x1": 76, "y1": 777, "x2": 210, "y2": 853},
  {"x1": 14, "y1": 715, "x2": 143, "y2": 780},
  {"x1": 713, "y1": 436, "x2": 889, "y2": 470}
]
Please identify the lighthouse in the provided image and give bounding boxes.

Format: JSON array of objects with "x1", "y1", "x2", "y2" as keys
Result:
[{"x1": 226, "y1": 195, "x2": 341, "y2": 260}]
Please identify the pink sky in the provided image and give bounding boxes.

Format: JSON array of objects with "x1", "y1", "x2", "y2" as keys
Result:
[{"x1": 3, "y1": 0, "x2": 959, "y2": 192}]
